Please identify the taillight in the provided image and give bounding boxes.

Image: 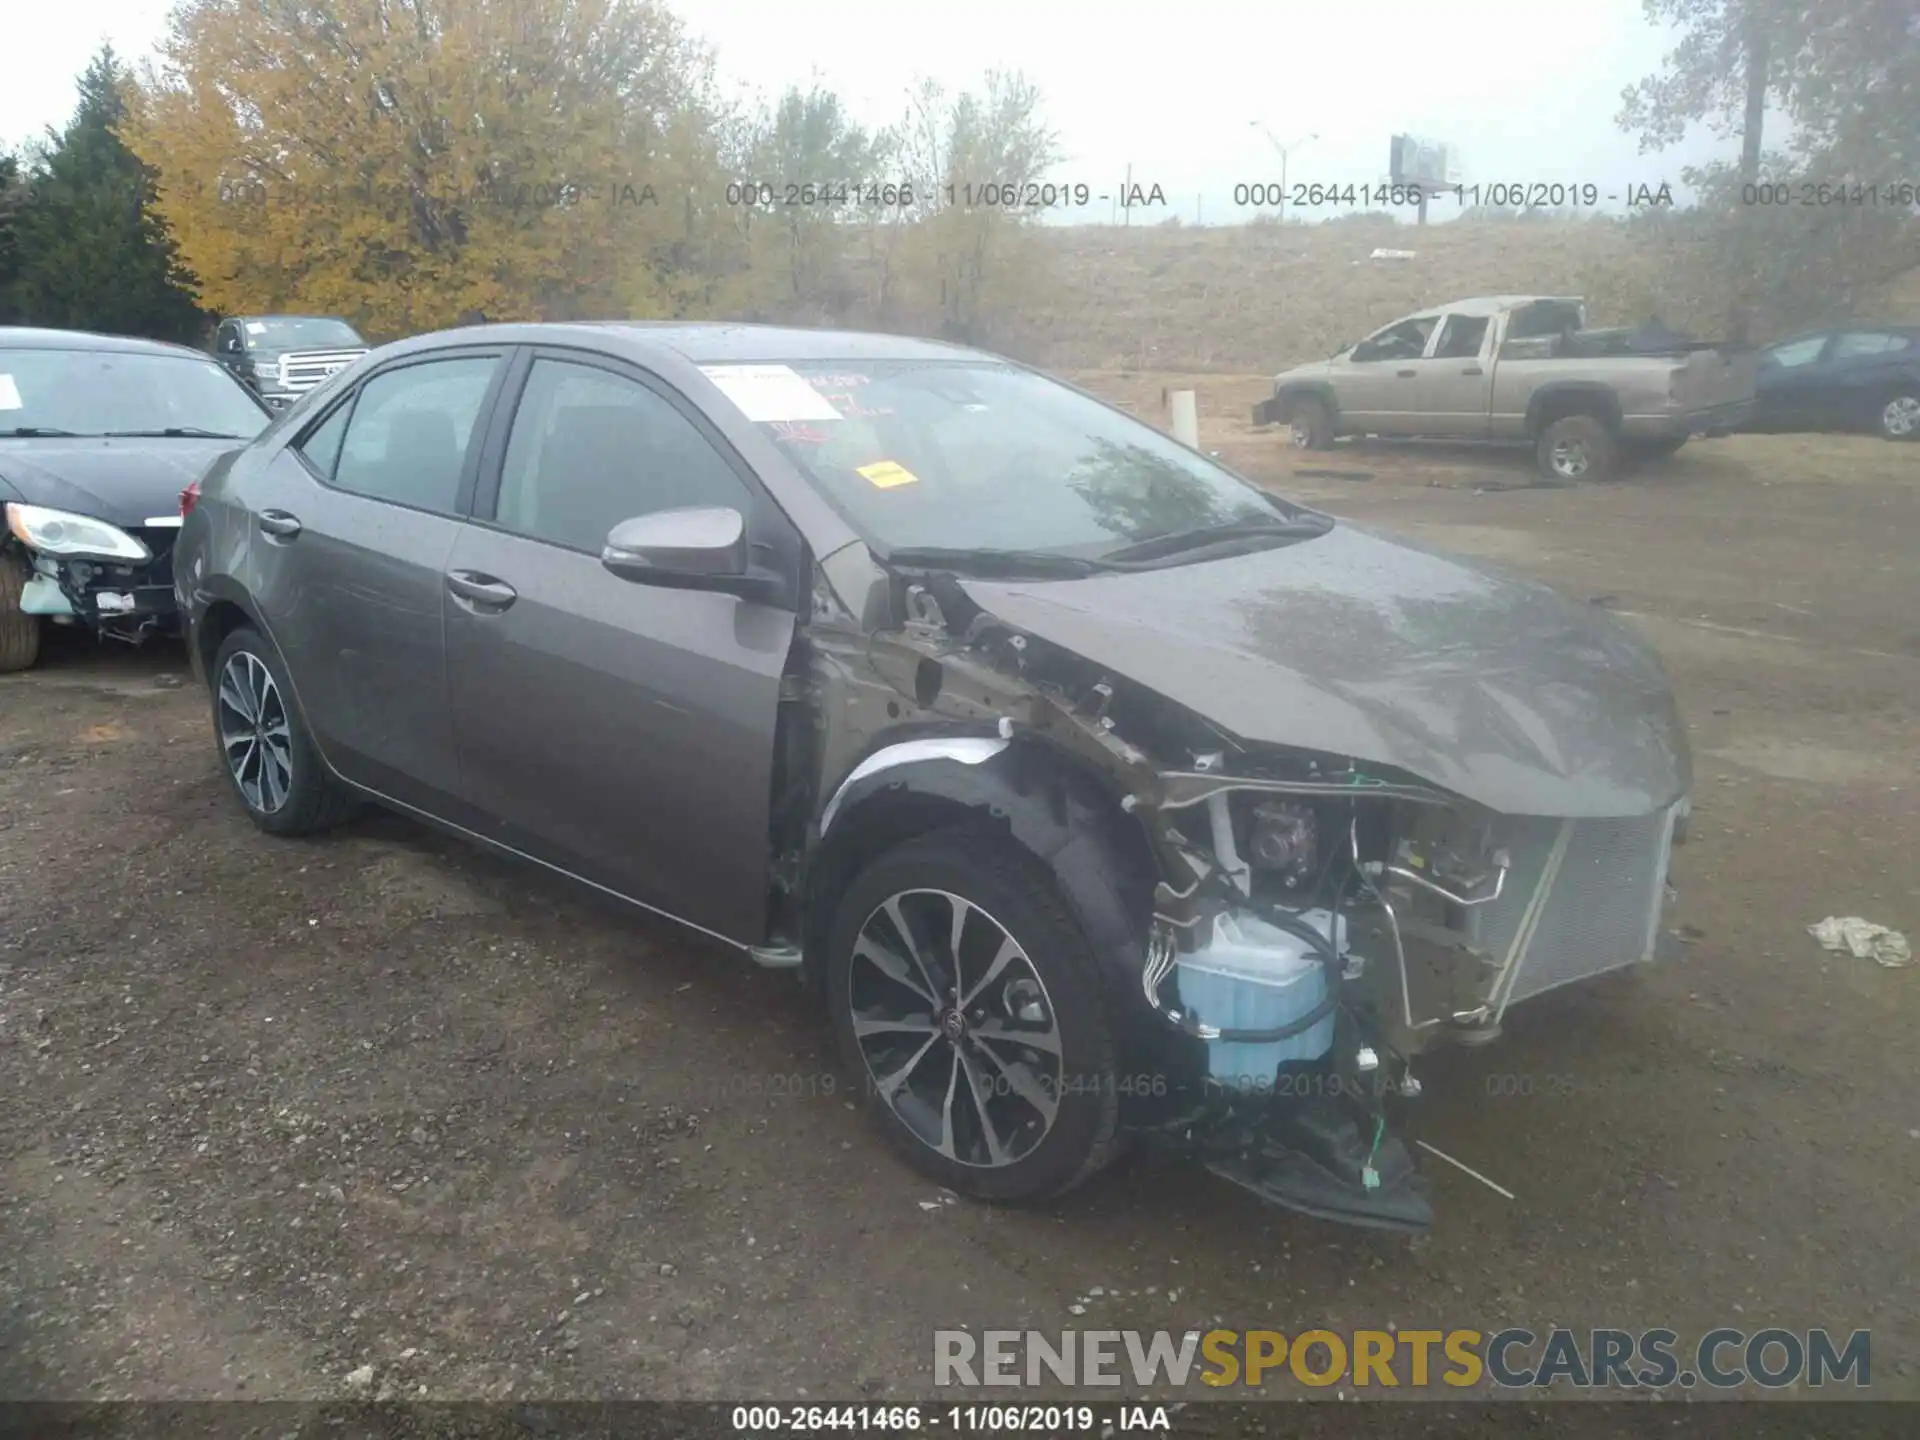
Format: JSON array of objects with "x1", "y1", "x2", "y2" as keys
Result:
[{"x1": 180, "y1": 478, "x2": 201, "y2": 516}]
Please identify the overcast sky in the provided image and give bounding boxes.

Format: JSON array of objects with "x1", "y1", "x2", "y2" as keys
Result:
[{"x1": 2, "y1": 0, "x2": 1734, "y2": 223}]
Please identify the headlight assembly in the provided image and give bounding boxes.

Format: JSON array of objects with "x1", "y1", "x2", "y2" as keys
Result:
[{"x1": 5, "y1": 502, "x2": 151, "y2": 561}]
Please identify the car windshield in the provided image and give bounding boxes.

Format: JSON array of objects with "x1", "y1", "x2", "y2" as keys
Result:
[
  {"x1": 0, "y1": 347, "x2": 271, "y2": 439},
  {"x1": 243, "y1": 317, "x2": 363, "y2": 350},
  {"x1": 723, "y1": 359, "x2": 1309, "y2": 557}
]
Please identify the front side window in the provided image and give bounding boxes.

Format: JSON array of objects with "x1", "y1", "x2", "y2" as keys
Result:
[
  {"x1": 1355, "y1": 317, "x2": 1438, "y2": 362},
  {"x1": 0, "y1": 347, "x2": 269, "y2": 439},
  {"x1": 721, "y1": 359, "x2": 1301, "y2": 557},
  {"x1": 492, "y1": 358, "x2": 750, "y2": 552},
  {"x1": 330, "y1": 356, "x2": 497, "y2": 513}
]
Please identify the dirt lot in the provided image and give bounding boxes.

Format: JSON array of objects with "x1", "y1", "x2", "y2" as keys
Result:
[{"x1": 2, "y1": 399, "x2": 1917, "y2": 1405}]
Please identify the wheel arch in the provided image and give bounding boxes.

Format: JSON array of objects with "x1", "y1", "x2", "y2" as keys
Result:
[
  {"x1": 801, "y1": 737, "x2": 1162, "y2": 1016},
  {"x1": 1275, "y1": 382, "x2": 1339, "y2": 425},
  {"x1": 1526, "y1": 382, "x2": 1623, "y2": 437}
]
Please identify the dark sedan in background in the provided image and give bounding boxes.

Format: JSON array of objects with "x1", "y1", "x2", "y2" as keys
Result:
[
  {"x1": 0, "y1": 327, "x2": 271, "y2": 671},
  {"x1": 1748, "y1": 325, "x2": 1920, "y2": 440}
]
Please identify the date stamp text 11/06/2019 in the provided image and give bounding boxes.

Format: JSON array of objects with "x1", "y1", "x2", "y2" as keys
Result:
[
  {"x1": 722, "y1": 180, "x2": 1172, "y2": 210},
  {"x1": 1231, "y1": 181, "x2": 1681, "y2": 209}
]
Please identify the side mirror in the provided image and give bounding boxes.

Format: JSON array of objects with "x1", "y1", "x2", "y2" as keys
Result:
[{"x1": 601, "y1": 506, "x2": 787, "y2": 604}]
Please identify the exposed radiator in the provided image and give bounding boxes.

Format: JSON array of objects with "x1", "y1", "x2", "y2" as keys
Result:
[{"x1": 1467, "y1": 804, "x2": 1679, "y2": 1008}]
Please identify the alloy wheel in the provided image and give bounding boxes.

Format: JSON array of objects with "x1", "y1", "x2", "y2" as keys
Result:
[
  {"x1": 1881, "y1": 395, "x2": 1920, "y2": 438},
  {"x1": 1549, "y1": 439, "x2": 1590, "y2": 479},
  {"x1": 848, "y1": 888, "x2": 1064, "y2": 1169},
  {"x1": 217, "y1": 651, "x2": 294, "y2": 813},
  {"x1": 1290, "y1": 422, "x2": 1313, "y2": 448}
]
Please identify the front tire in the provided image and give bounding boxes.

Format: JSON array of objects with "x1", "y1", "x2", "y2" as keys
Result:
[
  {"x1": 825, "y1": 826, "x2": 1124, "y2": 1202},
  {"x1": 1536, "y1": 414, "x2": 1617, "y2": 484},
  {"x1": 1876, "y1": 388, "x2": 1920, "y2": 441},
  {"x1": 210, "y1": 627, "x2": 357, "y2": 836},
  {"x1": 1288, "y1": 395, "x2": 1337, "y2": 450},
  {"x1": 0, "y1": 552, "x2": 42, "y2": 673}
]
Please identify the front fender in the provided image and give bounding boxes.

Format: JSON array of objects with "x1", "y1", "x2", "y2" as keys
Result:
[{"x1": 807, "y1": 736, "x2": 1163, "y2": 1016}]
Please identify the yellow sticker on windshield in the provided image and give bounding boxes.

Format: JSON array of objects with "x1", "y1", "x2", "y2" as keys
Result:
[{"x1": 857, "y1": 460, "x2": 919, "y2": 489}]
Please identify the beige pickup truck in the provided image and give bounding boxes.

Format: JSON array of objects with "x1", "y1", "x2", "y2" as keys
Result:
[{"x1": 1253, "y1": 295, "x2": 1759, "y2": 483}]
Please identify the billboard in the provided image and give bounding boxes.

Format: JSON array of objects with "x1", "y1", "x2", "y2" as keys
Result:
[{"x1": 1390, "y1": 135, "x2": 1461, "y2": 188}]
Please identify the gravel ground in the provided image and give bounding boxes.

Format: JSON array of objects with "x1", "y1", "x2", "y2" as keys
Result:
[{"x1": 2, "y1": 426, "x2": 1916, "y2": 1405}]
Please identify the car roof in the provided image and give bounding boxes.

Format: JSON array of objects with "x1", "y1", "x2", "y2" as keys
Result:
[
  {"x1": 1443, "y1": 295, "x2": 1584, "y2": 317},
  {"x1": 568, "y1": 321, "x2": 987, "y2": 363},
  {"x1": 376, "y1": 320, "x2": 992, "y2": 366},
  {"x1": 231, "y1": 314, "x2": 353, "y2": 322},
  {"x1": 1774, "y1": 325, "x2": 1920, "y2": 342},
  {"x1": 0, "y1": 326, "x2": 211, "y2": 359}
]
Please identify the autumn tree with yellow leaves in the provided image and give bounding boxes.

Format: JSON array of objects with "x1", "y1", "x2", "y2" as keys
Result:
[{"x1": 123, "y1": 0, "x2": 746, "y2": 336}]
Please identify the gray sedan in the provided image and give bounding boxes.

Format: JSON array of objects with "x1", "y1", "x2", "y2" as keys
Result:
[{"x1": 173, "y1": 322, "x2": 1693, "y2": 1232}]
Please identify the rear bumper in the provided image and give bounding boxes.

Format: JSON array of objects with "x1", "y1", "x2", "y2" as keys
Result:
[{"x1": 1623, "y1": 398, "x2": 1756, "y2": 441}]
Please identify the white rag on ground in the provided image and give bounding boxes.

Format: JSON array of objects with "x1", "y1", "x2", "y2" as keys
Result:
[{"x1": 1807, "y1": 916, "x2": 1913, "y2": 968}]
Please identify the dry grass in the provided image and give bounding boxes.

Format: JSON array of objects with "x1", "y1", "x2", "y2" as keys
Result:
[{"x1": 998, "y1": 218, "x2": 1920, "y2": 375}]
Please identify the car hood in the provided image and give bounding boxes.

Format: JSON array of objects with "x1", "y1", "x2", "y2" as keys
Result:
[
  {"x1": 1275, "y1": 358, "x2": 1341, "y2": 383},
  {"x1": 0, "y1": 437, "x2": 248, "y2": 528},
  {"x1": 958, "y1": 523, "x2": 1691, "y2": 818}
]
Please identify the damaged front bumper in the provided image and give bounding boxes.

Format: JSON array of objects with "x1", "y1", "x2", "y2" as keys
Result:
[
  {"x1": 15, "y1": 535, "x2": 181, "y2": 644},
  {"x1": 1131, "y1": 769, "x2": 1686, "y2": 1231}
]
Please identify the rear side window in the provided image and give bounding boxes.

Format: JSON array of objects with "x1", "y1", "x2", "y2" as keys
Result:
[
  {"x1": 491, "y1": 358, "x2": 750, "y2": 552},
  {"x1": 331, "y1": 356, "x2": 497, "y2": 514},
  {"x1": 1434, "y1": 315, "x2": 1489, "y2": 359},
  {"x1": 1832, "y1": 331, "x2": 1911, "y2": 359}
]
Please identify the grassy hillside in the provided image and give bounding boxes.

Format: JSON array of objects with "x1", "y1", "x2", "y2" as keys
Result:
[{"x1": 994, "y1": 216, "x2": 1920, "y2": 374}]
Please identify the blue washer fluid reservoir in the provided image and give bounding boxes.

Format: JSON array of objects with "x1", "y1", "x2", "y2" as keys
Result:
[{"x1": 1174, "y1": 908, "x2": 1342, "y2": 1089}]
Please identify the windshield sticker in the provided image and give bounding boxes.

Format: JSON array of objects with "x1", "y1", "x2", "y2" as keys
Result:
[
  {"x1": 770, "y1": 420, "x2": 833, "y2": 444},
  {"x1": 856, "y1": 460, "x2": 919, "y2": 490},
  {"x1": 0, "y1": 375, "x2": 20, "y2": 410},
  {"x1": 699, "y1": 364, "x2": 842, "y2": 423},
  {"x1": 245, "y1": 321, "x2": 267, "y2": 335}
]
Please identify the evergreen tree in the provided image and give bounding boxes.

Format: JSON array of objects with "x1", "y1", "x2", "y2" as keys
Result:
[
  {"x1": 9, "y1": 45, "x2": 206, "y2": 342},
  {"x1": 0, "y1": 152, "x2": 24, "y2": 322}
]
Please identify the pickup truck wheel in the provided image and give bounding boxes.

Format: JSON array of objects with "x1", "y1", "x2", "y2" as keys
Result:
[
  {"x1": 1536, "y1": 415, "x2": 1616, "y2": 484},
  {"x1": 825, "y1": 825, "x2": 1123, "y2": 1203},
  {"x1": 1288, "y1": 396, "x2": 1336, "y2": 450},
  {"x1": 1876, "y1": 389, "x2": 1920, "y2": 440},
  {"x1": 0, "y1": 552, "x2": 43, "y2": 673}
]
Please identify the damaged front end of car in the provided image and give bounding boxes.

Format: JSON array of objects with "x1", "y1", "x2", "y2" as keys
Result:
[
  {"x1": 784, "y1": 546, "x2": 1689, "y2": 1233},
  {"x1": 4, "y1": 502, "x2": 183, "y2": 645}
]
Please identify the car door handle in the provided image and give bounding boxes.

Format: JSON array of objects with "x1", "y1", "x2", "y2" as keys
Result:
[
  {"x1": 1396, "y1": 369, "x2": 1417, "y2": 378},
  {"x1": 445, "y1": 569, "x2": 517, "y2": 611},
  {"x1": 257, "y1": 510, "x2": 302, "y2": 540},
  {"x1": 1461, "y1": 365, "x2": 1484, "y2": 375}
]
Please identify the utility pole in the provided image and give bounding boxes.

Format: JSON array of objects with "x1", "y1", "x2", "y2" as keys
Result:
[
  {"x1": 1730, "y1": 1, "x2": 1771, "y2": 345},
  {"x1": 1251, "y1": 122, "x2": 1317, "y2": 224}
]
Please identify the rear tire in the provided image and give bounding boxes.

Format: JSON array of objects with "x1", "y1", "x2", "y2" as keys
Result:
[
  {"x1": 0, "y1": 552, "x2": 43, "y2": 673},
  {"x1": 1875, "y1": 388, "x2": 1920, "y2": 441},
  {"x1": 1536, "y1": 414, "x2": 1617, "y2": 484},
  {"x1": 824, "y1": 825, "x2": 1123, "y2": 1203},
  {"x1": 210, "y1": 627, "x2": 359, "y2": 836},
  {"x1": 1288, "y1": 395, "x2": 1337, "y2": 451}
]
